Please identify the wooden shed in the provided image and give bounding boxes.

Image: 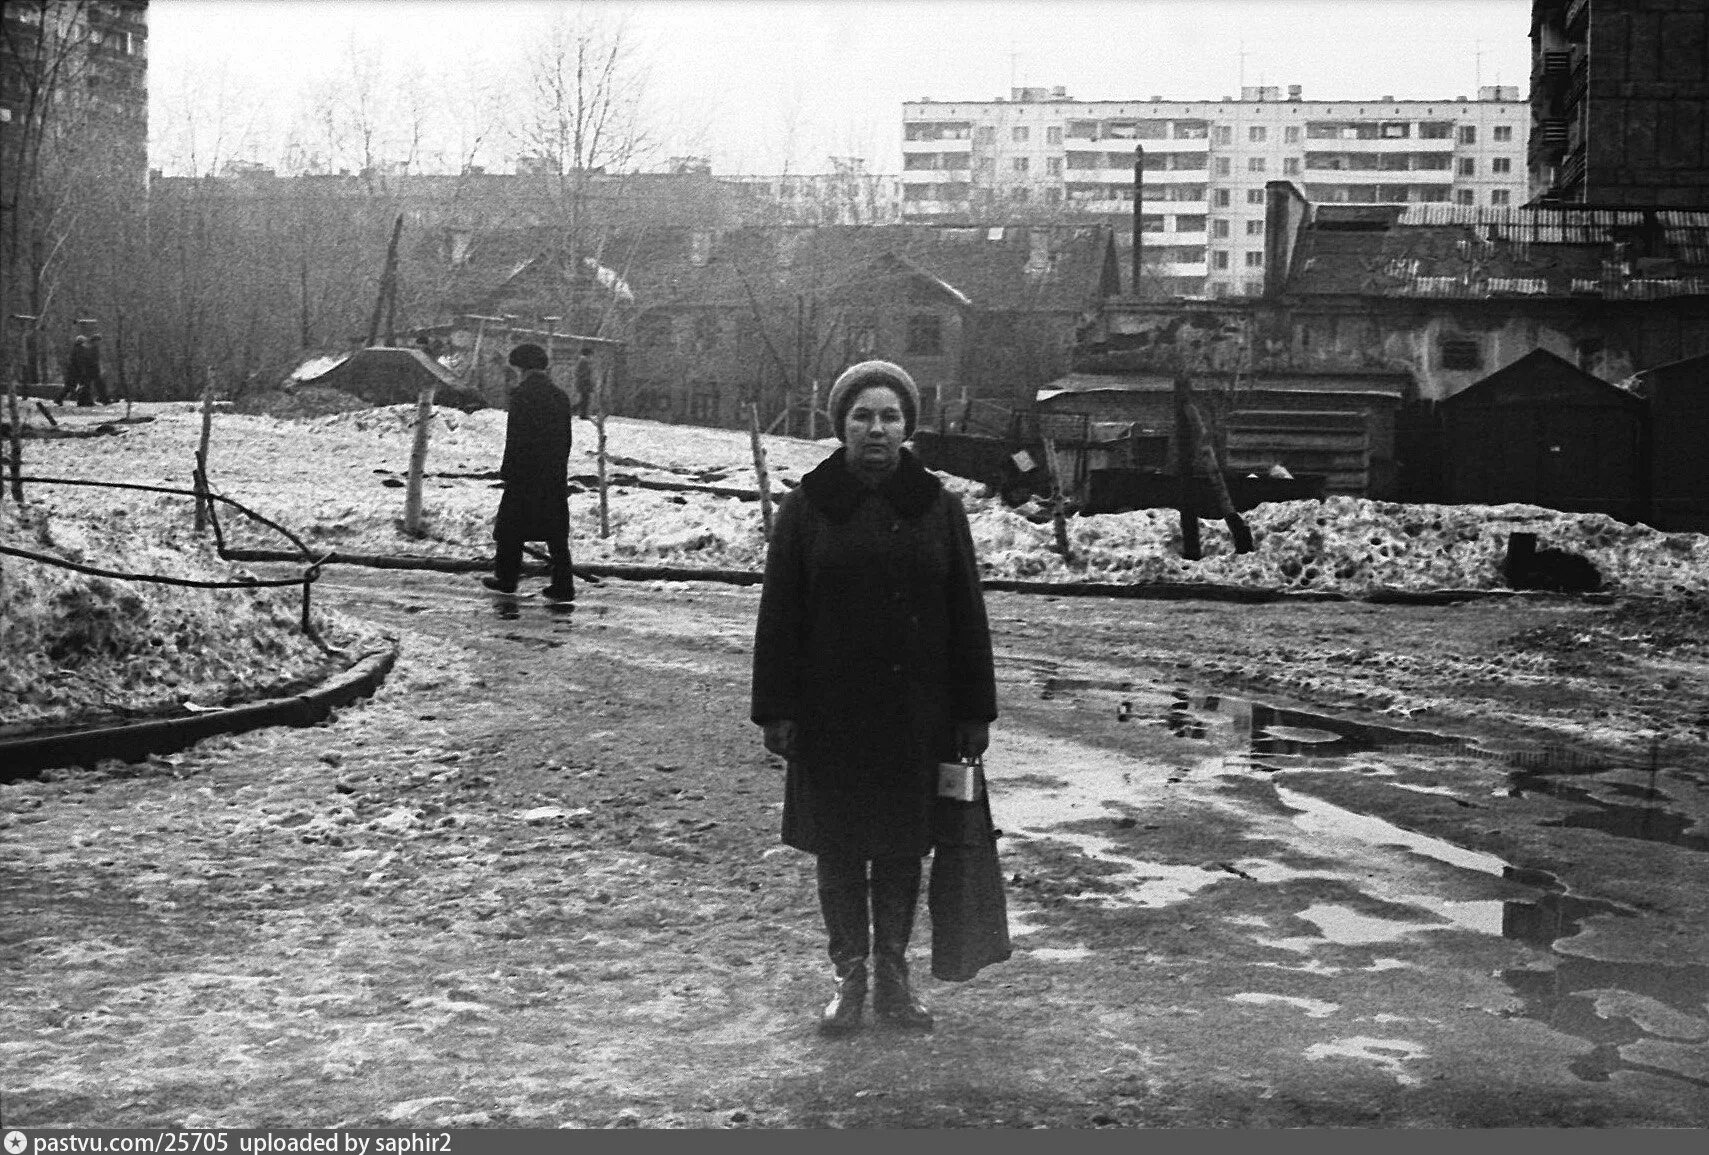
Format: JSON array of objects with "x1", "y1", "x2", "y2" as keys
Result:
[
  {"x1": 1439, "y1": 349, "x2": 1646, "y2": 520},
  {"x1": 1628, "y1": 351, "x2": 1709, "y2": 533}
]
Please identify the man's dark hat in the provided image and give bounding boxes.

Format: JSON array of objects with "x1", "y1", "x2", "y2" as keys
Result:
[{"x1": 508, "y1": 343, "x2": 549, "y2": 370}]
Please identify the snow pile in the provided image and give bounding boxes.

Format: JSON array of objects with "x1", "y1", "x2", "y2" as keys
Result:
[
  {"x1": 0, "y1": 502, "x2": 386, "y2": 729},
  {"x1": 11, "y1": 403, "x2": 1709, "y2": 598}
]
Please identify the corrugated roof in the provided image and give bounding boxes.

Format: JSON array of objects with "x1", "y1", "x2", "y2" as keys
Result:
[{"x1": 1289, "y1": 204, "x2": 1709, "y2": 300}]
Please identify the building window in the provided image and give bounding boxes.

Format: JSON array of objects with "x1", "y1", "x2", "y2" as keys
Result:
[
  {"x1": 1214, "y1": 125, "x2": 1233, "y2": 144},
  {"x1": 1455, "y1": 188, "x2": 1475, "y2": 205},
  {"x1": 1244, "y1": 279, "x2": 1265, "y2": 296},
  {"x1": 1248, "y1": 156, "x2": 1266, "y2": 172},
  {"x1": 1284, "y1": 126, "x2": 1300, "y2": 143},
  {"x1": 1213, "y1": 250, "x2": 1230, "y2": 270},
  {"x1": 1491, "y1": 188, "x2": 1511, "y2": 205},
  {"x1": 1439, "y1": 335, "x2": 1482, "y2": 370},
  {"x1": 1012, "y1": 156, "x2": 1030, "y2": 172},
  {"x1": 1175, "y1": 215, "x2": 1206, "y2": 232},
  {"x1": 1283, "y1": 157, "x2": 1301, "y2": 174},
  {"x1": 1214, "y1": 188, "x2": 1232, "y2": 207},
  {"x1": 1046, "y1": 125, "x2": 1062, "y2": 145},
  {"x1": 1456, "y1": 157, "x2": 1476, "y2": 176},
  {"x1": 1246, "y1": 188, "x2": 1265, "y2": 204},
  {"x1": 1245, "y1": 219, "x2": 1264, "y2": 236},
  {"x1": 1249, "y1": 126, "x2": 1267, "y2": 142},
  {"x1": 1011, "y1": 186, "x2": 1030, "y2": 202},
  {"x1": 693, "y1": 314, "x2": 720, "y2": 352},
  {"x1": 976, "y1": 126, "x2": 996, "y2": 143},
  {"x1": 1046, "y1": 156, "x2": 1062, "y2": 175},
  {"x1": 1215, "y1": 156, "x2": 1231, "y2": 175},
  {"x1": 1457, "y1": 125, "x2": 1477, "y2": 145},
  {"x1": 1420, "y1": 121, "x2": 1454, "y2": 139},
  {"x1": 1012, "y1": 126, "x2": 1030, "y2": 143},
  {"x1": 1494, "y1": 125, "x2": 1513, "y2": 142},
  {"x1": 1213, "y1": 218, "x2": 1231, "y2": 238},
  {"x1": 1491, "y1": 157, "x2": 1512, "y2": 174},
  {"x1": 687, "y1": 387, "x2": 721, "y2": 424},
  {"x1": 1212, "y1": 281, "x2": 1231, "y2": 298},
  {"x1": 1044, "y1": 186, "x2": 1061, "y2": 204},
  {"x1": 907, "y1": 314, "x2": 943, "y2": 356},
  {"x1": 1244, "y1": 250, "x2": 1264, "y2": 268},
  {"x1": 638, "y1": 312, "x2": 674, "y2": 351}
]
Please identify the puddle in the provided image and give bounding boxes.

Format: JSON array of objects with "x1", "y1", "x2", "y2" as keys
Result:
[{"x1": 1002, "y1": 670, "x2": 1709, "y2": 1089}]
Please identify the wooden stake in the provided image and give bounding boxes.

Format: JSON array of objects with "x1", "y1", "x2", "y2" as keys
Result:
[
  {"x1": 365, "y1": 214, "x2": 404, "y2": 347},
  {"x1": 1185, "y1": 401, "x2": 1254, "y2": 554},
  {"x1": 194, "y1": 367, "x2": 215, "y2": 532},
  {"x1": 4, "y1": 367, "x2": 20, "y2": 507},
  {"x1": 749, "y1": 399, "x2": 773, "y2": 538},
  {"x1": 1172, "y1": 374, "x2": 1201, "y2": 561},
  {"x1": 402, "y1": 383, "x2": 437, "y2": 537},
  {"x1": 1044, "y1": 436, "x2": 1073, "y2": 564},
  {"x1": 595, "y1": 367, "x2": 610, "y2": 539}
]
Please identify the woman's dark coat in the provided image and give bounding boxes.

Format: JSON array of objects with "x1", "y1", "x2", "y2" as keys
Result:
[
  {"x1": 751, "y1": 447, "x2": 997, "y2": 859},
  {"x1": 494, "y1": 370, "x2": 573, "y2": 541}
]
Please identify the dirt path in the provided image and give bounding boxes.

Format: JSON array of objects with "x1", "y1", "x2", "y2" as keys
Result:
[{"x1": 3, "y1": 573, "x2": 1706, "y2": 1127}]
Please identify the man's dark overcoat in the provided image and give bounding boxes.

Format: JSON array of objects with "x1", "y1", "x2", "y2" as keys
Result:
[
  {"x1": 494, "y1": 369, "x2": 573, "y2": 541},
  {"x1": 751, "y1": 447, "x2": 997, "y2": 859}
]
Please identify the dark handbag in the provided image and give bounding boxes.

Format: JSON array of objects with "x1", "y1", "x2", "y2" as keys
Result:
[{"x1": 928, "y1": 759, "x2": 1013, "y2": 982}]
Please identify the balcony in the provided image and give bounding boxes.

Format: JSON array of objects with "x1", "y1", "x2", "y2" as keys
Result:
[{"x1": 902, "y1": 136, "x2": 971, "y2": 153}]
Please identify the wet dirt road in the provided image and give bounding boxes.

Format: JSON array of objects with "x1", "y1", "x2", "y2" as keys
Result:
[{"x1": 3, "y1": 569, "x2": 1706, "y2": 1127}]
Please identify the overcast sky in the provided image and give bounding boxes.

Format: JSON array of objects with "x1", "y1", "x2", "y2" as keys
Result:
[{"x1": 147, "y1": 0, "x2": 1535, "y2": 176}]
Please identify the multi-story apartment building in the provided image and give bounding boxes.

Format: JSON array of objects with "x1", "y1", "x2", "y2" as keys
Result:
[
  {"x1": 902, "y1": 84, "x2": 1530, "y2": 298},
  {"x1": 1529, "y1": 0, "x2": 1709, "y2": 206}
]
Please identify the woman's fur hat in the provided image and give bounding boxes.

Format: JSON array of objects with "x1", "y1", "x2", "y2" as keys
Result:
[{"x1": 827, "y1": 360, "x2": 920, "y2": 438}]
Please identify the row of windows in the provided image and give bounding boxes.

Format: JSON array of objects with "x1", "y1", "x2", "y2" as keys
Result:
[
  {"x1": 1208, "y1": 251, "x2": 1269, "y2": 270},
  {"x1": 915, "y1": 120, "x2": 1515, "y2": 150}
]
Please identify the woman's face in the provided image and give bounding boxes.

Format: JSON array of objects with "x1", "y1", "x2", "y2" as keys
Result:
[{"x1": 842, "y1": 384, "x2": 907, "y2": 473}]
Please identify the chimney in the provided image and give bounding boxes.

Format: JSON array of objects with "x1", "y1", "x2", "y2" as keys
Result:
[
  {"x1": 1132, "y1": 145, "x2": 1144, "y2": 295},
  {"x1": 1288, "y1": 84, "x2": 1302, "y2": 101}
]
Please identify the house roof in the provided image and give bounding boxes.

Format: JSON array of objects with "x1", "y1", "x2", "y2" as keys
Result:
[
  {"x1": 451, "y1": 223, "x2": 1118, "y2": 317},
  {"x1": 1287, "y1": 204, "x2": 1709, "y2": 301},
  {"x1": 1037, "y1": 369, "x2": 1411, "y2": 402},
  {"x1": 1443, "y1": 348, "x2": 1645, "y2": 409}
]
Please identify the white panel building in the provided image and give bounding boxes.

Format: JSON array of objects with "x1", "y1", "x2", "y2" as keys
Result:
[{"x1": 901, "y1": 85, "x2": 1530, "y2": 298}]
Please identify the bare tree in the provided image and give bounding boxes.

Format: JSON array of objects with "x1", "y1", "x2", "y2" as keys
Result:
[
  {"x1": 514, "y1": 5, "x2": 655, "y2": 337},
  {"x1": 1, "y1": 0, "x2": 146, "y2": 383}
]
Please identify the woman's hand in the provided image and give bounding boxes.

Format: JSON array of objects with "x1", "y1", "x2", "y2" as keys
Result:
[
  {"x1": 762, "y1": 720, "x2": 798, "y2": 760},
  {"x1": 955, "y1": 720, "x2": 990, "y2": 762}
]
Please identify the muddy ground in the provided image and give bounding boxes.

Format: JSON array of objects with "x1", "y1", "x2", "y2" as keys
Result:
[{"x1": 2, "y1": 571, "x2": 1707, "y2": 1128}]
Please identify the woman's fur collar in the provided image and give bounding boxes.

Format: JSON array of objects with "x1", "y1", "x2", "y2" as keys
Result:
[{"x1": 800, "y1": 446, "x2": 942, "y2": 523}]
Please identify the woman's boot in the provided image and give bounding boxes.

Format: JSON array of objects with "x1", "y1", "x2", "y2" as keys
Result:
[
  {"x1": 870, "y1": 855, "x2": 934, "y2": 1031},
  {"x1": 816, "y1": 855, "x2": 870, "y2": 1036}
]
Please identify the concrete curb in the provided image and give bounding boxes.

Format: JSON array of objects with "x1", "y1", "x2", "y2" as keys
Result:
[
  {"x1": 223, "y1": 547, "x2": 1615, "y2": 605},
  {"x1": 0, "y1": 644, "x2": 399, "y2": 782}
]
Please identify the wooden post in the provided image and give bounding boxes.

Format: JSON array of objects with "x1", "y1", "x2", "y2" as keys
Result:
[
  {"x1": 1043, "y1": 436, "x2": 1073, "y2": 564},
  {"x1": 1185, "y1": 401, "x2": 1254, "y2": 554},
  {"x1": 365, "y1": 213, "x2": 404, "y2": 347},
  {"x1": 595, "y1": 367, "x2": 610, "y2": 539},
  {"x1": 4, "y1": 351, "x2": 20, "y2": 507},
  {"x1": 749, "y1": 399, "x2": 774, "y2": 538},
  {"x1": 402, "y1": 383, "x2": 437, "y2": 536},
  {"x1": 5, "y1": 314, "x2": 36, "y2": 506},
  {"x1": 1172, "y1": 373, "x2": 1201, "y2": 561},
  {"x1": 194, "y1": 367, "x2": 215, "y2": 532}
]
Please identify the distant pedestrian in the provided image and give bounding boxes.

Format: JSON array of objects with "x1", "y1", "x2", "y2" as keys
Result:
[
  {"x1": 483, "y1": 343, "x2": 576, "y2": 602},
  {"x1": 573, "y1": 345, "x2": 594, "y2": 421},
  {"x1": 57, "y1": 330, "x2": 107, "y2": 407},
  {"x1": 751, "y1": 359, "x2": 997, "y2": 1036}
]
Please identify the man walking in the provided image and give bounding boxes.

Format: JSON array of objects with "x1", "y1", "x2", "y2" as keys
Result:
[
  {"x1": 484, "y1": 343, "x2": 576, "y2": 602},
  {"x1": 57, "y1": 324, "x2": 107, "y2": 407}
]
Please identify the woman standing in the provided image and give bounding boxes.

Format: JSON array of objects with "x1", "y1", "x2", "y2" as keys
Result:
[{"x1": 751, "y1": 360, "x2": 997, "y2": 1036}]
